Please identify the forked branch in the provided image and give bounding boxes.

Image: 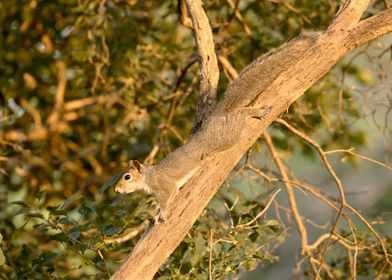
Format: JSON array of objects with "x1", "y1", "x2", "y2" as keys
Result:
[{"x1": 110, "y1": 1, "x2": 392, "y2": 279}]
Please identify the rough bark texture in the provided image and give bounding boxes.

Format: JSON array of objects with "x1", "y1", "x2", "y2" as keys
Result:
[
  {"x1": 185, "y1": 0, "x2": 220, "y2": 132},
  {"x1": 111, "y1": 1, "x2": 392, "y2": 279}
]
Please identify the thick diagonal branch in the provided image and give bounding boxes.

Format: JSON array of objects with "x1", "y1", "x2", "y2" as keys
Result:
[
  {"x1": 110, "y1": 3, "x2": 392, "y2": 279},
  {"x1": 346, "y1": 8, "x2": 392, "y2": 50}
]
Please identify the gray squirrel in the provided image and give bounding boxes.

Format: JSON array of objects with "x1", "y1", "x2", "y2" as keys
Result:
[
  {"x1": 113, "y1": 32, "x2": 321, "y2": 221},
  {"x1": 114, "y1": 105, "x2": 271, "y2": 221}
]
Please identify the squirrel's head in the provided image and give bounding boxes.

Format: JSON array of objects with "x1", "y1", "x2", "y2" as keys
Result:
[{"x1": 114, "y1": 160, "x2": 148, "y2": 194}]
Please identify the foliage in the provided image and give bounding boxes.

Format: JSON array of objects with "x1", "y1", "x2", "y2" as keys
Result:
[{"x1": 0, "y1": 0, "x2": 391, "y2": 279}]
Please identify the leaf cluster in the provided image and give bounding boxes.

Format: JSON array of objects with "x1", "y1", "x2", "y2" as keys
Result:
[{"x1": 0, "y1": 0, "x2": 390, "y2": 279}]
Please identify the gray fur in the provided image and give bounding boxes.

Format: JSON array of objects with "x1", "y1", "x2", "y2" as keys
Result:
[{"x1": 115, "y1": 32, "x2": 321, "y2": 221}]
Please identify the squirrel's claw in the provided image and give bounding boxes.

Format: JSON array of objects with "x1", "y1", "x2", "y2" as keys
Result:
[{"x1": 153, "y1": 208, "x2": 166, "y2": 224}]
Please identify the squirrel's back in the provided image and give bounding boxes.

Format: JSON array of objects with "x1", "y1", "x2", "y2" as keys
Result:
[
  {"x1": 156, "y1": 32, "x2": 321, "y2": 188},
  {"x1": 216, "y1": 32, "x2": 321, "y2": 114}
]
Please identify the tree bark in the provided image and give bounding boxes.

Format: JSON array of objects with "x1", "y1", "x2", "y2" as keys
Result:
[
  {"x1": 185, "y1": 0, "x2": 220, "y2": 132},
  {"x1": 111, "y1": 1, "x2": 392, "y2": 279}
]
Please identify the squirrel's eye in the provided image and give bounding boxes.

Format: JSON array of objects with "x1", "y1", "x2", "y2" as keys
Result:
[{"x1": 124, "y1": 174, "x2": 132, "y2": 181}]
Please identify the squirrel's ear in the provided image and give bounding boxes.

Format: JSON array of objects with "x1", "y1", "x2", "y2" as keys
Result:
[{"x1": 129, "y1": 160, "x2": 145, "y2": 174}]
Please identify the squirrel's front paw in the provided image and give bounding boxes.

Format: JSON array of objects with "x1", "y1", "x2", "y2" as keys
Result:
[{"x1": 153, "y1": 208, "x2": 166, "y2": 224}]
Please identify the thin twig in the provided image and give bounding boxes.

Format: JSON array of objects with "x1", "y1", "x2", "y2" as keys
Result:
[
  {"x1": 346, "y1": 204, "x2": 389, "y2": 263},
  {"x1": 47, "y1": 61, "x2": 67, "y2": 129},
  {"x1": 262, "y1": 131, "x2": 320, "y2": 275},
  {"x1": 209, "y1": 228, "x2": 214, "y2": 280},
  {"x1": 104, "y1": 221, "x2": 149, "y2": 245},
  {"x1": 275, "y1": 118, "x2": 347, "y2": 279},
  {"x1": 218, "y1": 55, "x2": 239, "y2": 82},
  {"x1": 178, "y1": 0, "x2": 193, "y2": 28},
  {"x1": 236, "y1": 188, "x2": 281, "y2": 228},
  {"x1": 225, "y1": 0, "x2": 252, "y2": 36},
  {"x1": 325, "y1": 148, "x2": 392, "y2": 172}
]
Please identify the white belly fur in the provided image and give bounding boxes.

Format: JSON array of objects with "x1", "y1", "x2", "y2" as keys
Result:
[{"x1": 175, "y1": 167, "x2": 198, "y2": 189}]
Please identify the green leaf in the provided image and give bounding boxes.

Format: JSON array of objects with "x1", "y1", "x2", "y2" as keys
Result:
[
  {"x1": 114, "y1": 210, "x2": 127, "y2": 217},
  {"x1": 213, "y1": 243, "x2": 222, "y2": 255},
  {"x1": 27, "y1": 212, "x2": 44, "y2": 219},
  {"x1": 35, "y1": 190, "x2": 47, "y2": 201},
  {"x1": 357, "y1": 68, "x2": 374, "y2": 85},
  {"x1": 100, "y1": 173, "x2": 122, "y2": 193},
  {"x1": 50, "y1": 233, "x2": 68, "y2": 242},
  {"x1": 58, "y1": 217, "x2": 73, "y2": 224},
  {"x1": 179, "y1": 262, "x2": 192, "y2": 274},
  {"x1": 60, "y1": 194, "x2": 83, "y2": 210},
  {"x1": 9, "y1": 200, "x2": 30, "y2": 208},
  {"x1": 0, "y1": 234, "x2": 4, "y2": 265},
  {"x1": 104, "y1": 227, "x2": 123, "y2": 236},
  {"x1": 84, "y1": 202, "x2": 97, "y2": 212},
  {"x1": 235, "y1": 232, "x2": 252, "y2": 247},
  {"x1": 33, "y1": 253, "x2": 58, "y2": 266},
  {"x1": 68, "y1": 228, "x2": 81, "y2": 240},
  {"x1": 78, "y1": 201, "x2": 97, "y2": 216},
  {"x1": 0, "y1": 248, "x2": 5, "y2": 265},
  {"x1": 264, "y1": 220, "x2": 280, "y2": 232},
  {"x1": 191, "y1": 235, "x2": 206, "y2": 266},
  {"x1": 249, "y1": 231, "x2": 259, "y2": 242},
  {"x1": 46, "y1": 206, "x2": 66, "y2": 215},
  {"x1": 13, "y1": 207, "x2": 31, "y2": 216},
  {"x1": 235, "y1": 205, "x2": 252, "y2": 215},
  {"x1": 37, "y1": 227, "x2": 49, "y2": 235}
]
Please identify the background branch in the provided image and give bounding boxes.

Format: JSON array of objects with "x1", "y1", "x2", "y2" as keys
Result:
[
  {"x1": 346, "y1": 8, "x2": 392, "y2": 51},
  {"x1": 330, "y1": 0, "x2": 371, "y2": 29},
  {"x1": 185, "y1": 0, "x2": 219, "y2": 132},
  {"x1": 178, "y1": 0, "x2": 192, "y2": 28}
]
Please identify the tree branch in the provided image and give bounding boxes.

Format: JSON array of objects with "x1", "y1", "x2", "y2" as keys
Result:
[
  {"x1": 178, "y1": 0, "x2": 192, "y2": 28},
  {"x1": 345, "y1": 8, "x2": 392, "y2": 51},
  {"x1": 263, "y1": 132, "x2": 310, "y2": 259},
  {"x1": 110, "y1": 2, "x2": 392, "y2": 279},
  {"x1": 225, "y1": 0, "x2": 252, "y2": 36},
  {"x1": 329, "y1": 0, "x2": 371, "y2": 29},
  {"x1": 185, "y1": 0, "x2": 219, "y2": 132},
  {"x1": 275, "y1": 118, "x2": 348, "y2": 279}
]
